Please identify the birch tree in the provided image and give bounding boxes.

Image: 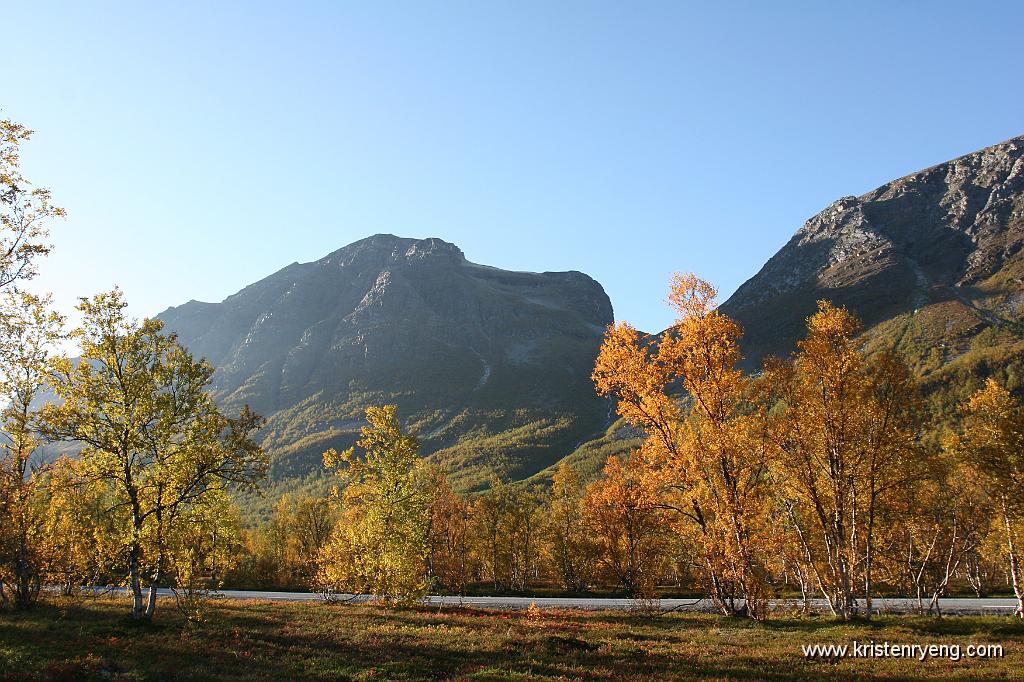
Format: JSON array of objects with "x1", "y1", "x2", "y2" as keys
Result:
[
  {"x1": 950, "y1": 378, "x2": 1024, "y2": 617},
  {"x1": 0, "y1": 291, "x2": 64, "y2": 608},
  {"x1": 580, "y1": 454, "x2": 671, "y2": 599},
  {"x1": 0, "y1": 120, "x2": 62, "y2": 290},
  {"x1": 0, "y1": 117, "x2": 64, "y2": 609},
  {"x1": 41, "y1": 289, "x2": 266, "y2": 620},
  {"x1": 767, "y1": 301, "x2": 923, "y2": 619},
  {"x1": 545, "y1": 461, "x2": 595, "y2": 592},
  {"x1": 592, "y1": 274, "x2": 775, "y2": 618},
  {"x1": 894, "y1": 455, "x2": 990, "y2": 616},
  {"x1": 424, "y1": 468, "x2": 471, "y2": 594},
  {"x1": 317, "y1": 405, "x2": 430, "y2": 604}
]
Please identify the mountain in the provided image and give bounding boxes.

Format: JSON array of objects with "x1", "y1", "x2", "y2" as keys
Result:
[
  {"x1": 158, "y1": 235, "x2": 614, "y2": 493},
  {"x1": 720, "y1": 134, "x2": 1024, "y2": 415},
  {"x1": 158, "y1": 135, "x2": 1024, "y2": 507}
]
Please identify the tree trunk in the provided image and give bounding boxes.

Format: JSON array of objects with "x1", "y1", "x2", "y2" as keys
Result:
[
  {"x1": 966, "y1": 553, "x2": 987, "y2": 597},
  {"x1": 864, "y1": 518, "x2": 874, "y2": 619},
  {"x1": 129, "y1": 542, "x2": 146, "y2": 620},
  {"x1": 144, "y1": 547, "x2": 162, "y2": 619},
  {"x1": 145, "y1": 581, "x2": 159, "y2": 619},
  {"x1": 14, "y1": 537, "x2": 34, "y2": 609},
  {"x1": 491, "y1": 527, "x2": 499, "y2": 591},
  {"x1": 1002, "y1": 505, "x2": 1023, "y2": 619},
  {"x1": 145, "y1": 490, "x2": 167, "y2": 620},
  {"x1": 798, "y1": 569, "x2": 812, "y2": 615}
]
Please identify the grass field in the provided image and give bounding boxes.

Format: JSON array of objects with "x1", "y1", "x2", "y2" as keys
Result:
[{"x1": 2, "y1": 597, "x2": 1022, "y2": 680}]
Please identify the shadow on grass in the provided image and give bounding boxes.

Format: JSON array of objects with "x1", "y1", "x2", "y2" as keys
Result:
[
  {"x1": 897, "y1": 616, "x2": 1024, "y2": 637},
  {"x1": 3, "y1": 599, "x2": 1023, "y2": 681}
]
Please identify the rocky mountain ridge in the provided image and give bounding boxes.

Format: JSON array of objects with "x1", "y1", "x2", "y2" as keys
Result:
[
  {"x1": 720, "y1": 134, "x2": 1024, "y2": 367},
  {"x1": 159, "y1": 234, "x2": 614, "y2": 492}
]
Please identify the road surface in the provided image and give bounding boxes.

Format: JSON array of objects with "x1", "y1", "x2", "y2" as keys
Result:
[{"x1": 91, "y1": 588, "x2": 1021, "y2": 614}]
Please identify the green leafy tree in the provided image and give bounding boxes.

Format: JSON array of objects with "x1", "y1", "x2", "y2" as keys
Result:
[
  {"x1": 317, "y1": 405, "x2": 429, "y2": 605},
  {"x1": 41, "y1": 289, "x2": 266, "y2": 620}
]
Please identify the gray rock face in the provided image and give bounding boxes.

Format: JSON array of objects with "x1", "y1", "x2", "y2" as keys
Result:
[
  {"x1": 721, "y1": 135, "x2": 1024, "y2": 365},
  {"x1": 158, "y1": 234, "x2": 614, "y2": 487}
]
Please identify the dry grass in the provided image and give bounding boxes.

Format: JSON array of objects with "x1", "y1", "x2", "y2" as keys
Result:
[{"x1": 1, "y1": 597, "x2": 1023, "y2": 680}]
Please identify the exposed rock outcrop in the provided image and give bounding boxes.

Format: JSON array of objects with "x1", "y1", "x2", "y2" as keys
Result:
[
  {"x1": 159, "y1": 234, "x2": 614, "y2": 488},
  {"x1": 721, "y1": 135, "x2": 1024, "y2": 366}
]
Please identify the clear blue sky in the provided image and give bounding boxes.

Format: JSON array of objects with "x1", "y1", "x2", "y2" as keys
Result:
[{"x1": 6, "y1": 1, "x2": 1023, "y2": 334}]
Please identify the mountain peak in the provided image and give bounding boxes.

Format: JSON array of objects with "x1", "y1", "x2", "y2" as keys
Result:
[
  {"x1": 158, "y1": 235, "x2": 612, "y2": 489},
  {"x1": 319, "y1": 234, "x2": 466, "y2": 269}
]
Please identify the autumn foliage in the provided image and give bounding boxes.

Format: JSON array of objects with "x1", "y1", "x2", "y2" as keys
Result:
[
  {"x1": 592, "y1": 273, "x2": 775, "y2": 617},
  {"x1": 1, "y1": 118, "x2": 1022, "y2": 622},
  {"x1": 587, "y1": 274, "x2": 1022, "y2": 619}
]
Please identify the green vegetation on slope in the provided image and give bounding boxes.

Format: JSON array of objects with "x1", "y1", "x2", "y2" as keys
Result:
[{"x1": 525, "y1": 418, "x2": 643, "y2": 489}]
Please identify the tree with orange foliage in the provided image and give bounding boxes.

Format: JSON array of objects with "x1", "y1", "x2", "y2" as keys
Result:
[
  {"x1": 593, "y1": 274, "x2": 774, "y2": 618},
  {"x1": 766, "y1": 301, "x2": 923, "y2": 619},
  {"x1": 423, "y1": 467, "x2": 471, "y2": 594},
  {"x1": 580, "y1": 454, "x2": 671, "y2": 599}
]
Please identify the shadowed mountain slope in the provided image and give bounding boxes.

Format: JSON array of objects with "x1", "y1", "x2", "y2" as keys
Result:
[{"x1": 158, "y1": 234, "x2": 614, "y2": 491}]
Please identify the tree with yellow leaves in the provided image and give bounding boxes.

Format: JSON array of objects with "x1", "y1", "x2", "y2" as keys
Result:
[
  {"x1": 423, "y1": 467, "x2": 471, "y2": 594},
  {"x1": 249, "y1": 493, "x2": 336, "y2": 588},
  {"x1": 949, "y1": 378, "x2": 1024, "y2": 617},
  {"x1": 766, "y1": 301, "x2": 924, "y2": 619},
  {"x1": 41, "y1": 457, "x2": 120, "y2": 597},
  {"x1": 164, "y1": 488, "x2": 246, "y2": 622},
  {"x1": 592, "y1": 274, "x2": 774, "y2": 617},
  {"x1": 0, "y1": 119, "x2": 67, "y2": 609},
  {"x1": 468, "y1": 477, "x2": 543, "y2": 592},
  {"x1": 0, "y1": 291, "x2": 64, "y2": 609},
  {"x1": 318, "y1": 405, "x2": 430, "y2": 605},
  {"x1": 891, "y1": 452, "x2": 991, "y2": 616},
  {"x1": 469, "y1": 477, "x2": 509, "y2": 591},
  {"x1": 41, "y1": 290, "x2": 266, "y2": 620},
  {"x1": 544, "y1": 461, "x2": 595, "y2": 592}
]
